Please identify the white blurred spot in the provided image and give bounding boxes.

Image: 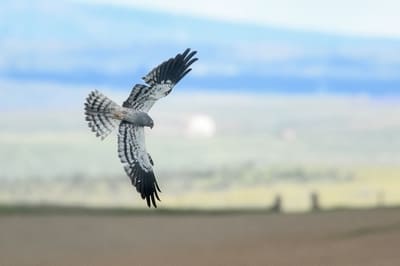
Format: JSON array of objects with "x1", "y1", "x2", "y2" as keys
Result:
[
  {"x1": 186, "y1": 114, "x2": 216, "y2": 138},
  {"x1": 281, "y1": 128, "x2": 297, "y2": 142}
]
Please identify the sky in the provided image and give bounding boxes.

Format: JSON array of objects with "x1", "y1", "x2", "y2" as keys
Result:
[
  {"x1": 81, "y1": 0, "x2": 400, "y2": 38},
  {"x1": 1, "y1": 0, "x2": 400, "y2": 99}
]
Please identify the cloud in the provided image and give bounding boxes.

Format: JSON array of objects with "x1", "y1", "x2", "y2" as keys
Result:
[{"x1": 79, "y1": 0, "x2": 400, "y2": 38}]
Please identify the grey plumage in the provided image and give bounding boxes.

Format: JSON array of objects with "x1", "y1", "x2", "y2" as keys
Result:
[{"x1": 84, "y1": 48, "x2": 198, "y2": 208}]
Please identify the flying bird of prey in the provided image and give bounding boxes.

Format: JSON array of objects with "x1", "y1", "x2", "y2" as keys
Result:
[{"x1": 84, "y1": 48, "x2": 198, "y2": 208}]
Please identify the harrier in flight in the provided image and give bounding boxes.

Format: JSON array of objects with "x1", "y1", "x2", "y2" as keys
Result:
[{"x1": 84, "y1": 48, "x2": 198, "y2": 208}]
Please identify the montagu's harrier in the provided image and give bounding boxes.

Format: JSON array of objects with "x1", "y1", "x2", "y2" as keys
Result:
[{"x1": 84, "y1": 48, "x2": 198, "y2": 208}]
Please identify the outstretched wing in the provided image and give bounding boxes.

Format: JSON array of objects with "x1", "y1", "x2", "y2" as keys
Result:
[
  {"x1": 123, "y1": 48, "x2": 198, "y2": 112},
  {"x1": 117, "y1": 121, "x2": 161, "y2": 208},
  {"x1": 142, "y1": 48, "x2": 198, "y2": 87}
]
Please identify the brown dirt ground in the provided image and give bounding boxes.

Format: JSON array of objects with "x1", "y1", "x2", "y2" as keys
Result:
[{"x1": 1, "y1": 208, "x2": 400, "y2": 266}]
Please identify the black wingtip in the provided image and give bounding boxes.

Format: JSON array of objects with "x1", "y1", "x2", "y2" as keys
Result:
[
  {"x1": 141, "y1": 48, "x2": 198, "y2": 87},
  {"x1": 180, "y1": 48, "x2": 197, "y2": 63},
  {"x1": 146, "y1": 196, "x2": 151, "y2": 208},
  {"x1": 145, "y1": 193, "x2": 158, "y2": 208},
  {"x1": 133, "y1": 167, "x2": 161, "y2": 208},
  {"x1": 185, "y1": 49, "x2": 197, "y2": 60},
  {"x1": 183, "y1": 47, "x2": 197, "y2": 54},
  {"x1": 181, "y1": 48, "x2": 191, "y2": 58}
]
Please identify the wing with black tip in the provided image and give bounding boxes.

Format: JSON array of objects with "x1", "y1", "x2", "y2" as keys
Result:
[
  {"x1": 142, "y1": 48, "x2": 198, "y2": 87},
  {"x1": 117, "y1": 121, "x2": 161, "y2": 208},
  {"x1": 123, "y1": 48, "x2": 198, "y2": 112}
]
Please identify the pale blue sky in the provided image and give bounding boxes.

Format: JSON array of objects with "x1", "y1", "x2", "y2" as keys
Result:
[
  {"x1": 79, "y1": 0, "x2": 400, "y2": 37},
  {"x1": 1, "y1": 0, "x2": 400, "y2": 96}
]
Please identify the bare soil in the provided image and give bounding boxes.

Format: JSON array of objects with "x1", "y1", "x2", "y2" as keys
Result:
[{"x1": 1, "y1": 208, "x2": 400, "y2": 266}]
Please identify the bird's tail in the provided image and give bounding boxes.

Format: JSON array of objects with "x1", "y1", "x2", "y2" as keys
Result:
[{"x1": 84, "y1": 90, "x2": 121, "y2": 140}]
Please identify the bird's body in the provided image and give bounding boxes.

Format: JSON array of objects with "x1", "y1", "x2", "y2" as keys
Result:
[
  {"x1": 84, "y1": 48, "x2": 198, "y2": 207},
  {"x1": 114, "y1": 108, "x2": 154, "y2": 128}
]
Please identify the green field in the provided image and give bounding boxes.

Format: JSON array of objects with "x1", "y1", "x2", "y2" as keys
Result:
[{"x1": 1, "y1": 91, "x2": 399, "y2": 210}]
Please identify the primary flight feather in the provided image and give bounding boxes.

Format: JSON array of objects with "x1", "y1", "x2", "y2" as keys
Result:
[{"x1": 84, "y1": 48, "x2": 198, "y2": 208}]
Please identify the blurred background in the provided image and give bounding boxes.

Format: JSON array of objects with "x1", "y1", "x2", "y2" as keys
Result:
[{"x1": 1, "y1": 0, "x2": 400, "y2": 211}]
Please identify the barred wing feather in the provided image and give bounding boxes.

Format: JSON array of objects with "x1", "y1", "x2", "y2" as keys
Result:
[
  {"x1": 84, "y1": 90, "x2": 119, "y2": 140},
  {"x1": 123, "y1": 48, "x2": 198, "y2": 111},
  {"x1": 117, "y1": 122, "x2": 161, "y2": 207}
]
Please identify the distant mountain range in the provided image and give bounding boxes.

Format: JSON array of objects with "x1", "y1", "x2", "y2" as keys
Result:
[{"x1": 2, "y1": 1, "x2": 400, "y2": 94}]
